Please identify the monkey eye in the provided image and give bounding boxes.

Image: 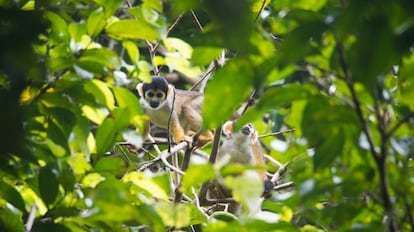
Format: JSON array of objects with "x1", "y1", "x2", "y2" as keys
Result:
[
  {"x1": 156, "y1": 92, "x2": 165, "y2": 98},
  {"x1": 146, "y1": 91, "x2": 155, "y2": 98}
]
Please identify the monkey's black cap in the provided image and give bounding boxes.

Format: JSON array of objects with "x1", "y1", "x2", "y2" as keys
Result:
[{"x1": 143, "y1": 76, "x2": 169, "y2": 92}]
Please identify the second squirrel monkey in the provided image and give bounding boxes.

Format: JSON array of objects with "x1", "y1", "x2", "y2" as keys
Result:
[
  {"x1": 208, "y1": 121, "x2": 272, "y2": 214},
  {"x1": 136, "y1": 76, "x2": 213, "y2": 147}
]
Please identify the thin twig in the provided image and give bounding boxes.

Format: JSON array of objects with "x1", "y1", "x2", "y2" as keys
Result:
[
  {"x1": 161, "y1": 154, "x2": 184, "y2": 175},
  {"x1": 148, "y1": 134, "x2": 162, "y2": 154},
  {"x1": 190, "y1": 10, "x2": 204, "y2": 31},
  {"x1": 259, "y1": 128, "x2": 296, "y2": 138},
  {"x1": 25, "y1": 204, "x2": 37, "y2": 232},
  {"x1": 167, "y1": 88, "x2": 176, "y2": 152},
  {"x1": 192, "y1": 187, "x2": 208, "y2": 216},
  {"x1": 273, "y1": 181, "x2": 294, "y2": 191}
]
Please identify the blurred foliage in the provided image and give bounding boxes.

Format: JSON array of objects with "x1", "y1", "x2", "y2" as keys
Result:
[{"x1": 1, "y1": 0, "x2": 414, "y2": 231}]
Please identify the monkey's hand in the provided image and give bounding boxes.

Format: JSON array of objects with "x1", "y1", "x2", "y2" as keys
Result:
[{"x1": 181, "y1": 135, "x2": 194, "y2": 147}]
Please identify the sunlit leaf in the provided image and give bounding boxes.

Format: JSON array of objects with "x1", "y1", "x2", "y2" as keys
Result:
[
  {"x1": 78, "y1": 48, "x2": 121, "y2": 72},
  {"x1": 123, "y1": 171, "x2": 169, "y2": 201},
  {"x1": 84, "y1": 79, "x2": 115, "y2": 110},
  {"x1": 192, "y1": 46, "x2": 223, "y2": 66},
  {"x1": 106, "y1": 19, "x2": 159, "y2": 41},
  {"x1": 122, "y1": 40, "x2": 140, "y2": 67},
  {"x1": 87, "y1": 7, "x2": 107, "y2": 37}
]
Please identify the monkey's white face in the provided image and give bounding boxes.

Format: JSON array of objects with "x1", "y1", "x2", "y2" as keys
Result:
[{"x1": 144, "y1": 89, "x2": 167, "y2": 109}]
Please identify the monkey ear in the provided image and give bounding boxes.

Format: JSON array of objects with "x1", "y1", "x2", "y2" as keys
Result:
[
  {"x1": 222, "y1": 121, "x2": 234, "y2": 137},
  {"x1": 136, "y1": 83, "x2": 144, "y2": 97},
  {"x1": 167, "y1": 84, "x2": 174, "y2": 97}
]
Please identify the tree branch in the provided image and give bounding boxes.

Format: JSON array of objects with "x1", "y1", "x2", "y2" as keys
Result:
[
  {"x1": 336, "y1": 40, "x2": 398, "y2": 232},
  {"x1": 197, "y1": 126, "x2": 222, "y2": 204}
]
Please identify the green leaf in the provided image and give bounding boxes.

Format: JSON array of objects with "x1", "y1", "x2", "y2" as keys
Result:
[
  {"x1": 181, "y1": 164, "x2": 215, "y2": 193},
  {"x1": 48, "y1": 107, "x2": 76, "y2": 136},
  {"x1": 78, "y1": 48, "x2": 121, "y2": 72},
  {"x1": 59, "y1": 167, "x2": 76, "y2": 193},
  {"x1": 0, "y1": 208, "x2": 24, "y2": 232},
  {"x1": 155, "y1": 202, "x2": 207, "y2": 228},
  {"x1": 122, "y1": 40, "x2": 140, "y2": 67},
  {"x1": 112, "y1": 87, "x2": 141, "y2": 115},
  {"x1": 136, "y1": 204, "x2": 165, "y2": 232},
  {"x1": 313, "y1": 128, "x2": 345, "y2": 169},
  {"x1": 224, "y1": 171, "x2": 264, "y2": 215},
  {"x1": 68, "y1": 22, "x2": 87, "y2": 42},
  {"x1": 87, "y1": 7, "x2": 107, "y2": 37},
  {"x1": 105, "y1": 19, "x2": 158, "y2": 41},
  {"x1": 143, "y1": 0, "x2": 163, "y2": 12},
  {"x1": 32, "y1": 220, "x2": 71, "y2": 232},
  {"x1": 239, "y1": 84, "x2": 309, "y2": 126},
  {"x1": 0, "y1": 182, "x2": 27, "y2": 213},
  {"x1": 123, "y1": 171, "x2": 169, "y2": 201},
  {"x1": 210, "y1": 211, "x2": 239, "y2": 222},
  {"x1": 203, "y1": 58, "x2": 254, "y2": 129},
  {"x1": 348, "y1": 15, "x2": 397, "y2": 85},
  {"x1": 201, "y1": 0, "x2": 254, "y2": 51},
  {"x1": 44, "y1": 11, "x2": 69, "y2": 44},
  {"x1": 278, "y1": 15, "x2": 326, "y2": 64},
  {"x1": 84, "y1": 79, "x2": 115, "y2": 110},
  {"x1": 95, "y1": 117, "x2": 116, "y2": 155},
  {"x1": 94, "y1": 156, "x2": 125, "y2": 175},
  {"x1": 94, "y1": 0, "x2": 123, "y2": 16},
  {"x1": 39, "y1": 166, "x2": 59, "y2": 207},
  {"x1": 191, "y1": 46, "x2": 223, "y2": 66},
  {"x1": 94, "y1": 107, "x2": 130, "y2": 155}
]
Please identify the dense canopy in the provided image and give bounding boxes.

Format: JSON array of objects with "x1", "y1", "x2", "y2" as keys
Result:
[{"x1": 1, "y1": 0, "x2": 413, "y2": 231}]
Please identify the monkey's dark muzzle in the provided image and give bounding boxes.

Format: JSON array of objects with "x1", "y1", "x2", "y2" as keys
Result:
[
  {"x1": 241, "y1": 126, "x2": 251, "y2": 135},
  {"x1": 150, "y1": 101, "x2": 160, "y2": 108}
]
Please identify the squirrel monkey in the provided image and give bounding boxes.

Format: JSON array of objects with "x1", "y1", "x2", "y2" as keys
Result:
[
  {"x1": 208, "y1": 121, "x2": 272, "y2": 214},
  {"x1": 136, "y1": 76, "x2": 213, "y2": 147}
]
